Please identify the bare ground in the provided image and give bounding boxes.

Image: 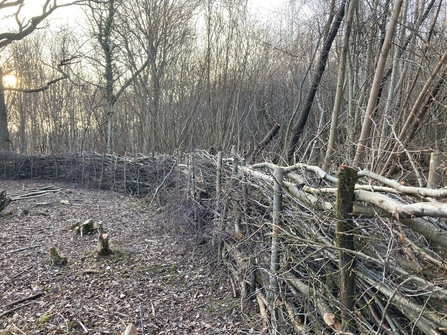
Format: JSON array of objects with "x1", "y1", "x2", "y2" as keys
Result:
[{"x1": 0, "y1": 180, "x2": 257, "y2": 335}]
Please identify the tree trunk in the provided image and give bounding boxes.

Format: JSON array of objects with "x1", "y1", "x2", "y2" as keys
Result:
[
  {"x1": 0, "y1": 68, "x2": 10, "y2": 151},
  {"x1": 0, "y1": 190, "x2": 11, "y2": 213},
  {"x1": 268, "y1": 167, "x2": 283, "y2": 335},
  {"x1": 377, "y1": 0, "x2": 409, "y2": 159},
  {"x1": 324, "y1": 0, "x2": 356, "y2": 170}
]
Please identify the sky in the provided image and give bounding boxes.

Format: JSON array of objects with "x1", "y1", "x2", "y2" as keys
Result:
[{"x1": 3, "y1": 0, "x2": 285, "y2": 24}]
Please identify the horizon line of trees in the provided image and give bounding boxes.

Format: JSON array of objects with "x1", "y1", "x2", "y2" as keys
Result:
[{"x1": 1, "y1": 0, "x2": 447, "y2": 179}]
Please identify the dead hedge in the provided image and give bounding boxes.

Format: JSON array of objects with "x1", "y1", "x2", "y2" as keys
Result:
[
  {"x1": 186, "y1": 151, "x2": 447, "y2": 335},
  {"x1": 0, "y1": 151, "x2": 176, "y2": 196},
  {"x1": 3, "y1": 150, "x2": 447, "y2": 334}
]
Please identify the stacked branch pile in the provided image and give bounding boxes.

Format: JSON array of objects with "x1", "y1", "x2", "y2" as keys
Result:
[
  {"x1": 0, "y1": 151, "x2": 176, "y2": 196},
  {"x1": 188, "y1": 151, "x2": 447, "y2": 335}
]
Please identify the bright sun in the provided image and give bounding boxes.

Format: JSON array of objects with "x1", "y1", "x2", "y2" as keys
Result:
[{"x1": 3, "y1": 74, "x2": 17, "y2": 87}]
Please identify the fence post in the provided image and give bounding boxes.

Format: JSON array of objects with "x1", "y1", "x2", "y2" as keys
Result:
[
  {"x1": 214, "y1": 151, "x2": 223, "y2": 259},
  {"x1": 123, "y1": 153, "x2": 127, "y2": 194},
  {"x1": 428, "y1": 152, "x2": 443, "y2": 188},
  {"x1": 231, "y1": 145, "x2": 238, "y2": 175},
  {"x1": 268, "y1": 167, "x2": 283, "y2": 335},
  {"x1": 336, "y1": 165, "x2": 357, "y2": 332},
  {"x1": 188, "y1": 153, "x2": 197, "y2": 222}
]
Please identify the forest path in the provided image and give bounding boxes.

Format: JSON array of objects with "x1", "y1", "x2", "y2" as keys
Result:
[{"x1": 0, "y1": 180, "x2": 250, "y2": 335}]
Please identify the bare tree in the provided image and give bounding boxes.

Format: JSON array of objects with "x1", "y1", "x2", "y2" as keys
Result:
[
  {"x1": 85, "y1": 0, "x2": 150, "y2": 153},
  {"x1": 286, "y1": 0, "x2": 347, "y2": 164},
  {"x1": 0, "y1": 0, "x2": 84, "y2": 151}
]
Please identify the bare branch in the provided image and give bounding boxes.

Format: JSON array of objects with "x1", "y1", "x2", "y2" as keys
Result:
[
  {"x1": 0, "y1": 0, "x2": 23, "y2": 10},
  {"x1": 4, "y1": 56, "x2": 78, "y2": 93},
  {"x1": 0, "y1": 1, "x2": 87, "y2": 48}
]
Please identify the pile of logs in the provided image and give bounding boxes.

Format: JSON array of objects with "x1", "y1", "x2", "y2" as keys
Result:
[
  {"x1": 0, "y1": 151, "x2": 176, "y2": 196},
  {"x1": 188, "y1": 151, "x2": 447, "y2": 335}
]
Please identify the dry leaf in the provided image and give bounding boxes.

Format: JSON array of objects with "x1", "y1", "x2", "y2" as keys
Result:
[
  {"x1": 323, "y1": 313, "x2": 341, "y2": 331},
  {"x1": 123, "y1": 323, "x2": 137, "y2": 335}
]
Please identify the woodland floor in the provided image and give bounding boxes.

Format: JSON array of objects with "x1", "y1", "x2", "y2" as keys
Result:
[{"x1": 0, "y1": 180, "x2": 257, "y2": 335}]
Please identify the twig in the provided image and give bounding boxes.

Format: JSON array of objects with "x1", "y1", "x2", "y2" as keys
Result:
[
  {"x1": 389, "y1": 120, "x2": 424, "y2": 187},
  {"x1": 149, "y1": 160, "x2": 177, "y2": 206},
  {"x1": 11, "y1": 265, "x2": 33, "y2": 278},
  {"x1": 5, "y1": 245, "x2": 39, "y2": 254},
  {"x1": 4, "y1": 292, "x2": 45, "y2": 309},
  {"x1": 77, "y1": 319, "x2": 89, "y2": 333},
  {"x1": 0, "y1": 301, "x2": 37, "y2": 318},
  {"x1": 140, "y1": 306, "x2": 145, "y2": 335}
]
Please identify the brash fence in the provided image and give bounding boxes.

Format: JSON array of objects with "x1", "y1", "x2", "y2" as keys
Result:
[
  {"x1": 186, "y1": 150, "x2": 447, "y2": 335},
  {"x1": 2, "y1": 149, "x2": 447, "y2": 334},
  {"x1": 0, "y1": 151, "x2": 176, "y2": 196}
]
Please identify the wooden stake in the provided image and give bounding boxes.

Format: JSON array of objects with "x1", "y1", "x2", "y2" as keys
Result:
[
  {"x1": 268, "y1": 167, "x2": 283, "y2": 335},
  {"x1": 336, "y1": 165, "x2": 357, "y2": 332},
  {"x1": 214, "y1": 151, "x2": 223, "y2": 258},
  {"x1": 428, "y1": 152, "x2": 443, "y2": 188}
]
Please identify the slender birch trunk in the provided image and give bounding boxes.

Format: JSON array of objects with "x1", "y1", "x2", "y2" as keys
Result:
[
  {"x1": 377, "y1": 0, "x2": 409, "y2": 160},
  {"x1": 353, "y1": 0, "x2": 403, "y2": 167},
  {"x1": 324, "y1": 0, "x2": 356, "y2": 170}
]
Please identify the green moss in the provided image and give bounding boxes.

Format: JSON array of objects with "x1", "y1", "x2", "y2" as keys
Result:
[
  {"x1": 38, "y1": 314, "x2": 51, "y2": 325},
  {"x1": 66, "y1": 321, "x2": 76, "y2": 331},
  {"x1": 49, "y1": 247, "x2": 67, "y2": 266}
]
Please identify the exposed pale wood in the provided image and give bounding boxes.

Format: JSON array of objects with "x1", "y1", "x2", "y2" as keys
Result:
[
  {"x1": 122, "y1": 323, "x2": 137, "y2": 335},
  {"x1": 428, "y1": 152, "x2": 443, "y2": 188},
  {"x1": 97, "y1": 232, "x2": 113, "y2": 256}
]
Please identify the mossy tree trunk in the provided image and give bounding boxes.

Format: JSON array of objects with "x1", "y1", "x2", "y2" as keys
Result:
[{"x1": 336, "y1": 165, "x2": 357, "y2": 332}]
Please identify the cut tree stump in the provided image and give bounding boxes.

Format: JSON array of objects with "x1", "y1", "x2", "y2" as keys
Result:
[
  {"x1": 97, "y1": 224, "x2": 113, "y2": 256},
  {"x1": 0, "y1": 190, "x2": 11, "y2": 213},
  {"x1": 49, "y1": 247, "x2": 67, "y2": 266},
  {"x1": 71, "y1": 219, "x2": 97, "y2": 236}
]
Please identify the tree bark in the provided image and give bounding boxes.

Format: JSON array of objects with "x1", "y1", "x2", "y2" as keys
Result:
[
  {"x1": 0, "y1": 190, "x2": 11, "y2": 213},
  {"x1": 336, "y1": 165, "x2": 357, "y2": 332},
  {"x1": 380, "y1": 59, "x2": 447, "y2": 176},
  {"x1": 268, "y1": 167, "x2": 283, "y2": 335},
  {"x1": 0, "y1": 68, "x2": 10, "y2": 151}
]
